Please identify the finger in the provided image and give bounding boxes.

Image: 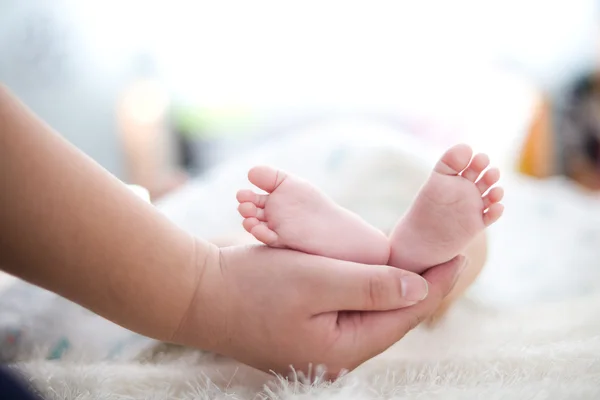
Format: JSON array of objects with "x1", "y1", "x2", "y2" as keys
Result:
[
  {"x1": 333, "y1": 255, "x2": 466, "y2": 362},
  {"x1": 307, "y1": 260, "x2": 430, "y2": 313}
]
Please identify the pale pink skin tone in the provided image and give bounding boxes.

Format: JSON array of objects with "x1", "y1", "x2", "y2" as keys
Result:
[{"x1": 236, "y1": 144, "x2": 504, "y2": 276}]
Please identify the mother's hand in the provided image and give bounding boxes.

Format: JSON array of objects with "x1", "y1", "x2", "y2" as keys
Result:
[{"x1": 173, "y1": 244, "x2": 465, "y2": 378}]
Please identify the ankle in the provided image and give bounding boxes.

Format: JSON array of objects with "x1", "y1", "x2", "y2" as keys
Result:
[{"x1": 388, "y1": 218, "x2": 424, "y2": 270}]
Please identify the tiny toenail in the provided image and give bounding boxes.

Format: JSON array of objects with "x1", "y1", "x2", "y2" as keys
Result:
[{"x1": 400, "y1": 275, "x2": 429, "y2": 302}]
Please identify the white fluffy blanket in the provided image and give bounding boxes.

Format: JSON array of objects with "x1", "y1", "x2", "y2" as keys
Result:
[{"x1": 5, "y1": 120, "x2": 600, "y2": 399}]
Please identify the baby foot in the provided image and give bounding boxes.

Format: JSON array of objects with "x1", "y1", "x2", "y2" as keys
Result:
[
  {"x1": 388, "y1": 144, "x2": 504, "y2": 273},
  {"x1": 236, "y1": 166, "x2": 390, "y2": 264}
]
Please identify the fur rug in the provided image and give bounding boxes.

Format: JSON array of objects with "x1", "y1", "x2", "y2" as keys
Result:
[
  {"x1": 14, "y1": 293, "x2": 600, "y2": 399},
  {"x1": 5, "y1": 120, "x2": 600, "y2": 399}
]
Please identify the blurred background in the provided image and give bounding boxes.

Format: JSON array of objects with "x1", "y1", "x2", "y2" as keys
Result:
[{"x1": 1, "y1": 0, "x2": 599, "y2": 198}]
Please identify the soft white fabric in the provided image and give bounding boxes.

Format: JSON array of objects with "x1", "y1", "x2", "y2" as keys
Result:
[
  {"x1": 4, "y1": 119, "x2": 600, "y2": 399},
  {"x1": 16, "y1": 294, "x2": 600, "y2": 399}
]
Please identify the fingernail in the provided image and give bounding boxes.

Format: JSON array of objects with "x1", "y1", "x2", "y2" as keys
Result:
[{"x1": 401, "y1": 275, "x2": 429, "y2": 302}]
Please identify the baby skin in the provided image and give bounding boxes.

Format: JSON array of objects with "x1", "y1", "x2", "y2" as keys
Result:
[{"x1": 236, "y1": 144, "x2": 504, "y2": 318}]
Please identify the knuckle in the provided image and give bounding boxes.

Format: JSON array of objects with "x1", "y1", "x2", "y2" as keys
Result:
[
  {"x1": 406, "y1": 310, "x2": 425, "y2": 332},
  {"x1": 365, "y1": 273, "x2": 388, "y2": 308}
]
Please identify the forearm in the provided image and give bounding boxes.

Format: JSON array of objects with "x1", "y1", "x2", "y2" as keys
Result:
[{"x1": 0, "y1": 84, "x2": 214, "y2": 341}]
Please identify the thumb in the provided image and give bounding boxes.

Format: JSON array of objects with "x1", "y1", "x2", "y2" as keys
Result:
[
  {"x1": 336, "y1": 256, "x2": 466, "y2": 362},
  {"x1": 309, "y1": 261, "x2": 431, "y2": 314}
]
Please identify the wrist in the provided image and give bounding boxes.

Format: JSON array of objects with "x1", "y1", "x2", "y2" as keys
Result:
[{"x1": 168, "y1": 238, "x2": 227, "y2": 352}]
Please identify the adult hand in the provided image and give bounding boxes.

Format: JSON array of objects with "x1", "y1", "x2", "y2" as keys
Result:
[{"x1": 172, "y1": 244, "x2": 465, "y2": 378}]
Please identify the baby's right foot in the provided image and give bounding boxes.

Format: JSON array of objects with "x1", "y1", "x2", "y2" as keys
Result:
[
  {"x1": 388, "y1": 144, "x2": 504, "y2": 273},
  {"x1": 236, "y1": 166, "x2": 390, "y2": 265}
]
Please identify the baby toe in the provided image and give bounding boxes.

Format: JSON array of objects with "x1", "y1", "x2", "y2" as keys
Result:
[
  {"x1": 237, "y1": 190, "x2": 269, "y2": 208},
  {"x1": 242, "y1": 217, "x2": 261, "y2": 233},
  {"x1": 250, "y1": 223, "x2": 280, "y2": 246},
  {"x1": 248, "y1": 166, "x2": 287, "y2": 193},
  {"x1": 434, "y1": 144, "x2": 473, "y2": 175},
  {"x1": 482, "y1": 186, "x2": 504, "y2": 209},
  {"x1": 476, "y1": 167, "x2": 500, "y2": 194},
  {"x1": 462, "y1": 153, "x2": 490, "y2": 182},
  {"x1": 237, "y1": 189, "x2": 257, "y2": 203},
  {"x1": 238, "y1": 202, "x2": 258, "y2": 218},
  {"x1": 483, "y1": 203, "x2": 504, "y2": 227}
]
